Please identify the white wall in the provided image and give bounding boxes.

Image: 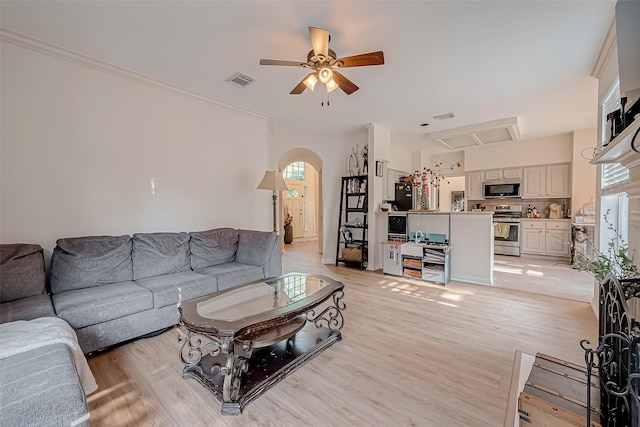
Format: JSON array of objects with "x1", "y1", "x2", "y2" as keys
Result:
[
  {"x1": 571, "y1": 128, "x2": 597, "y2": 216},
  {"x1": 272, "y1": 129, "x2": 368, "y2": 264},
  {"x1": 432, "y1": 151, "x2": 465, "y2": 176},
  {"x1": 463, "y1": 134, "x2": 574, "y2": 171},
  {"x1": 388, "y1": 144, "x2": 412, "y2": 173},
  {"x1": 438, "y1": 176, "x2": 466, "y2": 212},
  {"x1": 1, "y1": 40, "x2": 272, "y2": 257}
]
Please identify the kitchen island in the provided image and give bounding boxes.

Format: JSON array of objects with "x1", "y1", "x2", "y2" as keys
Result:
[{"x1": 381, "y1": 211, "x2": 494, "y2": 286}]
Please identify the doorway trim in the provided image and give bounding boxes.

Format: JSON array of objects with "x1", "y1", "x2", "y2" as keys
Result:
[{"x1": 278, "y1": 148, "x2": 323, "y2": 254}]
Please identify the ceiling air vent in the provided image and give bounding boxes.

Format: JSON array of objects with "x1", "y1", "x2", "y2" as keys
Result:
[{"x1": 226, "y1": 72, "x2": 255, "y2": 88}]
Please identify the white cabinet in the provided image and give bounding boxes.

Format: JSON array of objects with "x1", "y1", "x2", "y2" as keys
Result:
[
  {"x1": 466, "y1": 171, "x2": 484, "y2": 199},
  {"x1": 485, "y1": 169, "x2": 502, "y2": 180},
  {"x1": 523, "y1": 166, "x2": 545, "y2": 198},
  {"x1": 521, "y1": 220, "x2": 570, "y2": 257},
  {"x1": 521, "y1": 221, "x2": 545, "y2": 254},
  {"x1": 545, "y1": 164, "x2": 570, "y2": 198},
  {"x1": 485, "y1": 168, "x2": 523, "y2": 180},
  {"x1": 523, "y1": 164, "x2": 570, "y2": 199},
  {"x1": 544, "y1": 221, "x2": 570, "y2": 256}
]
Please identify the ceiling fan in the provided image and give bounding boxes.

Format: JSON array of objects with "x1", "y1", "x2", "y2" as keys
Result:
[{"x1": 259, "y1": 26, "x2": 384, "y2": 95}]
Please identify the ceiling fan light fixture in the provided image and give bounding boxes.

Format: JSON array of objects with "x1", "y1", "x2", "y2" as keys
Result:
[
  {"x1": 303, "y1": 73, "x2": 318, "y2": 91},
  {"x1": 325, "y1": 78, "x2": 339, "y2": 92},
  {"x1": 318, "y1": 66, "x2": 333, "y2": 84}
]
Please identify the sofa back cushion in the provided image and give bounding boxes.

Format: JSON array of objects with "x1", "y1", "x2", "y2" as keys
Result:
[
  {"x1": 50, "y1": 235, "x2": 133, "y2": 293},
  {"x1": 132, "y1": 232, "x2": 191, "y2": 280},
  {"x1": 0, "y1": 244, "x2": 46, "y2": 303},
  {"x1": 236, "y1": 230, "x2": 278, "y2": 268},
  {"x1": 190, "y1": 228, "x2": 239, "y2": 270}
]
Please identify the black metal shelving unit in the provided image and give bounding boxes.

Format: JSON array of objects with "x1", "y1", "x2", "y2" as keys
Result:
[{"x1": 335, "y1": 175, "x2": 368, "y2": 270}]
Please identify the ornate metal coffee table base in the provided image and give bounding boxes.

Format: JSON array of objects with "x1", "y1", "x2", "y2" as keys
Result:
[{"x1": 181, "y1": 324, "x2": 341, "y2": 415}]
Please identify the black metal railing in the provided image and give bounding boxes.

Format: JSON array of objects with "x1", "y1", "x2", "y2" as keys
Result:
[{"x1": 582, "y1": 276, "x2": 640, "y2": 427}]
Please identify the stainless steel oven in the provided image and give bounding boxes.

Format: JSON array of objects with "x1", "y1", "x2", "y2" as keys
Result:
[{"x1": 487, "y1": 205, "x2": 521, "y2": 256}]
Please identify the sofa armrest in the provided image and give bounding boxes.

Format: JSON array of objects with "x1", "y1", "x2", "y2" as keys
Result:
[
  {"x1": 266, "y1": 235, "x2": 283, "y2": 277},
  {"x1": 235, "y1": 230, "x2": 282, "y2": 277}
]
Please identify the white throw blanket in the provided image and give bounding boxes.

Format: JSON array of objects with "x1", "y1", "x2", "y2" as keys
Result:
[{"x1": 0, "y1": 317, "x2": 98, "y2": 395}]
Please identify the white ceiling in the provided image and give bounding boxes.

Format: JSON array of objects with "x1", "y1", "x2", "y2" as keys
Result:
[{"x1": 0, "y1": 1, "x2": 615, "y2": 153}]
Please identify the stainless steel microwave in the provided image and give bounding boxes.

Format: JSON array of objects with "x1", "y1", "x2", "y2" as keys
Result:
[{"x1": 483, "y1": 180, "x2": 521, "y2": 198}]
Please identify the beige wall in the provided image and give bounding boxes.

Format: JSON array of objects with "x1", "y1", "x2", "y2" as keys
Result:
[
  {"x1": 1, "y1": 40, "x2": 271, "y2": 257},
  {"x1": 272, "y1": 129, "x2": 368, "y2": 264},
  {"x1": 571, "y1": 128, "x2": 597, "y2": 216},
  {"x1": 463, "y1": 134, "x2": 574, "y2": 171}
]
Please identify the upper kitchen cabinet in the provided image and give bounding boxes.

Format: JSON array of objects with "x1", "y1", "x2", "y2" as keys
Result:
[
  {"x1": 522, "y1": 164, "x2": 570, "y2": 199},
  {"x1": 484, "y1": 168, "x2": 523, "y2": 180},
  {"x1": 523, "y1": 166, "x2": 545, "y2": 198},
  {"x1": 545, "y1": 164, "x2": 570, "y2": 198},
  {"x1": 466, "y1": 171, "x2": 484, "y2": 200}
]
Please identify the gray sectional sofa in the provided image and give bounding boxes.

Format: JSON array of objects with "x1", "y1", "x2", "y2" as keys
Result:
[
  {"x1": 0, "y1": 244, "x2": 90, "y2": 427},
  {"x1": 0, "y1": 228, "x2": 281, "y2": 426},
  {"x1": 50, "y1": 228, "x2": 281, "y2": 354}
]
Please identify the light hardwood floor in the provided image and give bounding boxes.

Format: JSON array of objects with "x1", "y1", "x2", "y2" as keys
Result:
[{"x1": 87, "y1": 241, "x2": 598, "y2": 426}]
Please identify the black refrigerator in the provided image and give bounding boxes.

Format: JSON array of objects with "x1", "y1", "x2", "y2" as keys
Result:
[{"x1": 394, "y1": 183, "x2": 413, "y2": 211}]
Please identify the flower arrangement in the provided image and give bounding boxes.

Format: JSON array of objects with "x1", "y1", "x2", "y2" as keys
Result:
[
  {"x1": 402, "y1": 162, "x2": 462, "y2": 190},
  {"x1": 284, "y1": 213, "x2": 293, "y2": 226}
]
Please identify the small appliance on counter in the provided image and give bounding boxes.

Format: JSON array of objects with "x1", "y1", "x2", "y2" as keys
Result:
[{"x1": 549, "y1": 203, "x2": 564, "y2": 219}]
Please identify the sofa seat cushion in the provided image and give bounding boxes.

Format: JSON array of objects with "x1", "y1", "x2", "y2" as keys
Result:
[
  {"x1": 135, "y1": 271, "x2": 218, "y2": 308},
  {"x1": 0, "y1": 294, "x2": 55, "y2": 324},
  {"x1": 0, "y1": 343, "x2": 89, "y2": 427},
  {"x1": 132, "y1": 232, "x2": 191, "y2": 280},
  {"x1": 0, "y1": 243, "x2": 46, "y2": 303},
  {"x1": 190, "y1": 228, "x2": 239, "y2": 269},
  {"x1": 52, "y1": 281, "x2": 152, "y2": 329},
  {"x1": 50, "y1": 235, "x2": 133, "y2": 293},
  {"x1": 195, "y1": 262, "x2": 265, "y2": 291}
]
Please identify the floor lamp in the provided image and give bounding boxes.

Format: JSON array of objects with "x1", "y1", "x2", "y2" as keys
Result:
[{"x1": 257, "y1": 171, "x2": 289, "y2": 232}]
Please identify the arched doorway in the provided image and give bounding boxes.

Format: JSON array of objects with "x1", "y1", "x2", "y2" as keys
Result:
[
  {"x1": 278, "y1": 148, "x2": 323, "y2": 254},
  {"x1": 283, "y1": 162, "x2": 318, "y2": 241}
]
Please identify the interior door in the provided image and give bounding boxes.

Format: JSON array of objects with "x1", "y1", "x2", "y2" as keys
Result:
[{"x1": 285, "y1": 184, "x2": 304, "y2": 238}]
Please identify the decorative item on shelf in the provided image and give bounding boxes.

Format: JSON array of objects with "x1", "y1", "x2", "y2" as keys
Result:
[
  {"x1": 361, "y1": 145, "x2": 368, "y2": 173},
  {"x1": 347, "y1": 145, "x2": 360, "y2": 176}
]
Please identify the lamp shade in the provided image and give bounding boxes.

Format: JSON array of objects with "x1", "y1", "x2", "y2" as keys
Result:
[{"x1": 257, "y1": 171, "x2": 289, "y2": 191}]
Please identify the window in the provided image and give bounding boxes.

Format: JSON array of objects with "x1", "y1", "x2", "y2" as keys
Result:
[
  {"x1": 598, "y1": 79, "x2": 629, "y2": 255},
  {"x1": 601, "y1": 80, "x2": 629, "y2": 189},
  {"x1": 283, "y1": 162, "x2": 305, "y2": 181}
]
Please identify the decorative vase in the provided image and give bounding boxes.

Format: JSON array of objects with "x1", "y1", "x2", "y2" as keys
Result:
[
  {"x1": 284, "y1": 224, "x2": 293, "y2": 244},
  {"x1": 419, "y1": 187, "x2": 429, "y2": 210}
]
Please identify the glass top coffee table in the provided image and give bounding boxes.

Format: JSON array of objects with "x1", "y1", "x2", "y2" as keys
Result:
[{"x1": 178, "y1": 273, "x2": 345, "y2": 415}]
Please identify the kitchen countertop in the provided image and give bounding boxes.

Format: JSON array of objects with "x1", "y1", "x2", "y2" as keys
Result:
[{"x1": 521, "y1": 217, "x2": 571, "y2": 220}]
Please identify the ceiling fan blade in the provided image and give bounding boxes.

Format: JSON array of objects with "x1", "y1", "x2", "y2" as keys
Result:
[
  {"x1": 309, "y1": 26, "x2": 329, "y2": 58},
  {"x1": 290, "y1": 73, "x2": 316, "y2": 94},
  {"x1": 337, "y1": 51, "x2": 385, "y2": 68},
  {"x1": 332, "y1": 71, "x2": 359, "y2": 95},
  {"x1": 260, "y1": 59, "x2": 307, "y2": 67}
]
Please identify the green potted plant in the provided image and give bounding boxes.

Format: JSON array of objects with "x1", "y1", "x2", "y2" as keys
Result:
[{"x1": 573, "y1": 209, "x2": 640, "y2": 317}]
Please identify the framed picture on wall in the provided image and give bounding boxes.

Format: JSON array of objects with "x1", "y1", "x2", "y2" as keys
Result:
[{"x1": 376, "y1": 161, "x2": 383, "y2": 177}]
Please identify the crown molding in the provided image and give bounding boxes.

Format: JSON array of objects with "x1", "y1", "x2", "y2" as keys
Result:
[
  {"x1": 0, "y1": 28, "x2": 269, "y2": 121},
  {"x1": 591, "y1": 18, "x2": 617, "y2": 79}
]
